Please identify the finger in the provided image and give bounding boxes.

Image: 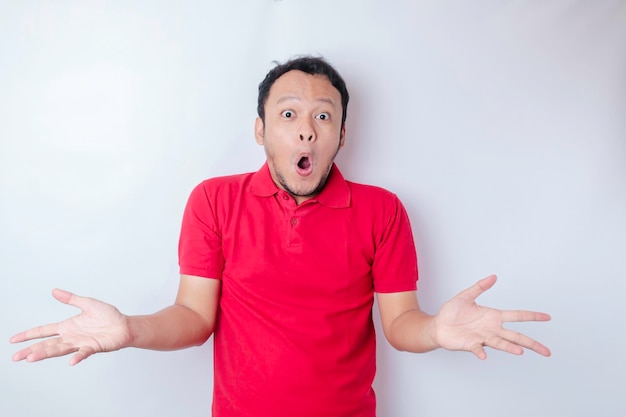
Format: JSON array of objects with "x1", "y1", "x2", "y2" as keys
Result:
[
  {"x1": 10, "y1": 331, "x2": 29, "y2": 344},
  {"x1": 485, "y1": 335, "x2": 524, "y2": 356},
  {"x1": 10, "y1": 322, "x2": 60, "y2": 343},
  {"x1": 52, "y1": 288, "x2": 90, "y2": 310},
  {"x1": 457, "y1": 274, "x2": 497, "y2": 302},
  {"x1": 13, "y1": 338, "x2": 78, "y2": 362},
  {"x1": 529, "y1": 341, "x2": 551, "y2": 357},
  {"x1": 28, "y1": 344, "x2": 78, "y2": 362},
  {"x1": 501, "y1": 310, "x2": 552, "y2": 323},
  {"x1": 69, "y1": 346, "x2": 97, "y2": 366},
  {"x1": 469, "y1": 343, "x2": 488, "y2": 360},
  {"x1": 499, "y1": 329, "x2": 551, "y2": 357},
  {"x1": 12, "y1": 347, "x2": 34, "y2": 361},
  {"x1": 486, "y1": 330, "x2": 551, "y2": 357}
]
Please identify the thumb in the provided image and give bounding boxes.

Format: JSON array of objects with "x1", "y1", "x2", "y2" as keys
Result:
[
  {"x1": 457, "y1": 274, "x2": 497, "y2": 302},
  {"x1": 51, "y1": 288, "x2": 74, "y2": 304},
  {"x1": 52, "y1": 288, "x2": 90, "y2": 310}
]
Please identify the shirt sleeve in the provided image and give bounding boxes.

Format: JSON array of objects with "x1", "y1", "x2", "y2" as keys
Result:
[
  {"x1": 371, "y1": 195, "x2": 419, "y2": 293},
  {"x1": 178, "y1": 181, "x2": 225, "y2": 279}
]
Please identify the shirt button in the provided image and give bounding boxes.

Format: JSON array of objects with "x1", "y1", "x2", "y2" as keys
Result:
[
  {"x1": 290, "y1": 218, "x2": 298, "y2": 226},
  {"x1": 282, "y1": 194, "x2": 289, "y2": 201}
]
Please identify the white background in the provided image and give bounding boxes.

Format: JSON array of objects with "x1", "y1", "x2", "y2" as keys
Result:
[{"x1": 1, "y1": 1, "x2": 625, "y2": 416}]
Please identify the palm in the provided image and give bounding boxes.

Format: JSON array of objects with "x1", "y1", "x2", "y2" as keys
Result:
[
  {"x1": 10, "y1": 289, "x2": 131, "y2": 365},
  {"x1": 435, "y1": 295, "x2": 503, "y2": 353},
  {"x1": 433, "y1": 275, "x2": 551, "y2": 359},
  {"x1": 57, "y1": 297, "x2": 128, "y2": 350}
]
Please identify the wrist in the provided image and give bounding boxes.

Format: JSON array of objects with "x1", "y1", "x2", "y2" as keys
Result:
[{"x1": 124, "y1": 315, "x2": 143, "y2": 349}]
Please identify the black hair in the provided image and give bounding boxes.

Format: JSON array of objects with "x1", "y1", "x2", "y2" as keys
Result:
[{"x1": 257, "y1": 56, "x2": 349, "y2": 127}]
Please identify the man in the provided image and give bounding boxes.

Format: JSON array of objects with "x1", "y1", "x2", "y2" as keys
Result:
[{"x1": 10, "y1": 56, "x2": 551, "y2": 417}]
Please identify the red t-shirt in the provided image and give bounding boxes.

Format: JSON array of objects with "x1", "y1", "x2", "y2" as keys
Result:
[{"x1": 179, "y1": 163, "x2": 418, "y2": 417}]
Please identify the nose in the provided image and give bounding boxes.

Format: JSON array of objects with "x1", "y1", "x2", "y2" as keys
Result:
[{"x1": 298, "y1": 118, "x2": 316, "y2": 142}]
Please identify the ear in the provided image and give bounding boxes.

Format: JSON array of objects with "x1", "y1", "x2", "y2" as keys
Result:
[
  {"x1": 339, "y1": 125, "x2": 346, "y2": 149},
  {"x1": 254, "y1": 117, "x2": 265, "y2": 145}
]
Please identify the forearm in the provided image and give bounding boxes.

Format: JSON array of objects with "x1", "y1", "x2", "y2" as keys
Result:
[
  {"x1": 386, "y1": 309, "x2": 440, "y2": 353},
  {"x1": 126, "y1": 304, "x2": 214, "y2": 351}
]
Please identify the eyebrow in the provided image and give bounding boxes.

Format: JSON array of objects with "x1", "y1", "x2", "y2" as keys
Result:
[{"x1": 275, "y1": 96, "x2": 336, "y2": 106}]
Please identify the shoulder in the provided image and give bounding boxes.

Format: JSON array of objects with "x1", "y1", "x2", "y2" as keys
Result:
[
  {"x1": 198, "y1": 171, "x2": 255, "y2": 189},
  {"x1": 192, "y1": 171, "x2": 255, "y2": 195},
  {"x1": 183, "y1": 172, "x2": 257, "y2": 227},
  {"x1": 184, "y1": 172, "x2": 256, "y2": 214},
  {"x1": 344, "y1": 180, "x2": 411, "y2": 231},
  {"x1": 347, "y1": 180, "x2": 402, "y2": 207}
]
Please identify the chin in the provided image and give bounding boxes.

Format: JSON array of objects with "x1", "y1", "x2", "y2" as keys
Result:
[
  {"x1": 282, "y1": 178, "x2": 322, "y2": 198},
  {"x1": 297, "y1": 180, "x2": 327, "y2": 197},
  {"x1": 290, "y1": 186, "x2": 318, "y2": 198}
]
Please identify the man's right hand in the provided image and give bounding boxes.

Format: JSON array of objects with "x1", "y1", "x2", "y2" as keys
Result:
[{"x1": 10, "y1": 288, "x2": 131, "y2": 366}]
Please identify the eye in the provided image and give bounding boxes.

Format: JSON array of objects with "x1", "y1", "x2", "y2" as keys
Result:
[
  {"x1": 316, "y1": 112, "x2": 330, "y2": 121},
  {"x1": 281, "y1": 110, "x2": 294, "y2": 118}
]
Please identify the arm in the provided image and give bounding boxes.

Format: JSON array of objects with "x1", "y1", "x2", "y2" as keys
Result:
[
  {"x1": 376, "y1": 274, "x2": 551, "y2": 359},
  {"x1": 128, "y1": 274, "x2": 220, "y2": 351},
  {"x1": 10, "y1": 274, "x2": 220, "y2": 365}
]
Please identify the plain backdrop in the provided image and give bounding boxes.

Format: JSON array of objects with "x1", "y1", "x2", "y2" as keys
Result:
[{"x1": 1, "y1": 1, "x2": 625, "y2": 416}]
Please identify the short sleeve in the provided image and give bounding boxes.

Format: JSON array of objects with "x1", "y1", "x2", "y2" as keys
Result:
[
  {"x1": 371, "y1": 196, "x2": 419, "y2": 293},
  {"x1": 178, "y1": 181, "x2": 225, "y2": 279}
]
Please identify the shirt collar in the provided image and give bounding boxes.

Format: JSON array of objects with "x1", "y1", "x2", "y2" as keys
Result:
[
  {"x1": 248, "y1": 162, "x2": 278, "y2": 197},
  {"x1": 249, "y1": 162, "x2": 351, "y2": 208}
]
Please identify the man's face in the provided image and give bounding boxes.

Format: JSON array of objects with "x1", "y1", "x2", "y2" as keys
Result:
[{"x1": 255, "y1": 70, "x2": 345, "y2": 204}]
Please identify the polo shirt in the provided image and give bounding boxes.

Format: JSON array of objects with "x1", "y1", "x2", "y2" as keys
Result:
[{"x1": 178, "y1": 162, "x2": 418, "y2": 417}]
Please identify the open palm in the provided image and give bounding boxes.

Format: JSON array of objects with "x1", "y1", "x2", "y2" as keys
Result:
[
  {"x1": 433, "y1": 275, "x2": 551, "y2": 359},
  {"x1": 10, "y1": 289, "x2": 131, "y2": 365}
]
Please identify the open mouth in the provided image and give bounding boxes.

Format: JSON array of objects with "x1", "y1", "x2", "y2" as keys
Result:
[
  {"x1": 296, "y1": 155, "x2": 313, "y2": 176},
  {"x1": 297, "y1": 156, "x2": 311, "y2": 170}
]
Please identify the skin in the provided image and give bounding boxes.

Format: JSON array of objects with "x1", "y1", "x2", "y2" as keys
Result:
[
  {"x1": 10, "y1": 276, "x2": 220, "y2": 365},
  {"x1": 377, "y1": 274, "x2": 551, "y2": 358},
  {"x1": 10, "y1": 70, "x2": 551, "y2": 365},
  {"x1": 255, "y1": 70, "x2": 346, "y2": 204}
]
